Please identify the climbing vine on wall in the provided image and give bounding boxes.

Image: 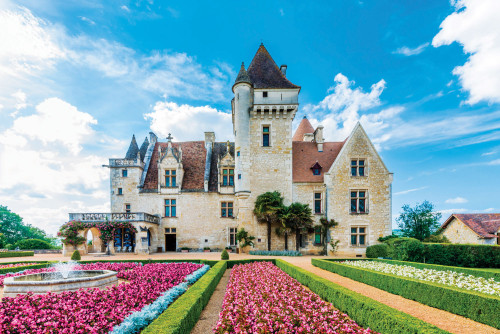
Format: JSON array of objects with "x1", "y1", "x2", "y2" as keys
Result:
[{"x1": 58, "y1": 220, "x2": 137, "y2": 247}]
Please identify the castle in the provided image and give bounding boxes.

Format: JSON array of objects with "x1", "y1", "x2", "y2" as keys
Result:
[{"x1": 64, "y1": 44, "x2": 393, "y2": 256}]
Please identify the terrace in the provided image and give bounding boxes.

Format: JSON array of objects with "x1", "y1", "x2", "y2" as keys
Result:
[{"x1": 68, "y1": 212, "x2": 160, "y2": 224}]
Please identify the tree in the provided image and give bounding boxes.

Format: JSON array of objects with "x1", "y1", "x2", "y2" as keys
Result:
[
  {"x1": 396, "y1": 201, "x2": 442, "y2": 241},
  {"x1": 280, "y1": 203, "x2": 313, "y2": 251},
  {"x1": 0, "y1": 205, "x2": 51, "y2": 245},
  {"x1": 254, "y1": 192, "x2": 284, "y2": 251},
  {"x1": 235, "y1": 228, "x2": 255, "y2": 248},
  {"x1": 319, "y1": 217, "x2": 338, "y2": 255},
  {"x1": 0, "y1": 233, "x2": 6, "y2": 248}
]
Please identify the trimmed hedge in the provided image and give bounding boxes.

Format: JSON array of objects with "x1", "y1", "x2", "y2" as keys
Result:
[
  {"x1": 249, "y1": 250, "x2": 302, "y2": 256},
  {"x1": 15, "y1": 239, "x2": 53, "y2": 250},
  {"x1": 0, "y1": 262, "x2": 51, "y2": 275},
  {"x1": 78, "y1": 259, "x2": 219, "y2": 267},
  {"x1": 0, "y1": 251, "x2": 34, "y2": 258},
  {"x1": 276, "y1": 259, "x2": 448, "y2": 334},
  {"x1": 366, "y1": 244, "x2": 390, "y2": 258},
  {"x1": 313, "y1": 259, "x2": 500, "y2": 329},
  {"x1": 422, "y1": 243, "x2": 499, "y2": 268},
  {"x1": 226, "y1": 259, "x2": 276, "y2": 268},
  {"x1": 142, "y1": 261, "x2": 227, "y2": 334}
]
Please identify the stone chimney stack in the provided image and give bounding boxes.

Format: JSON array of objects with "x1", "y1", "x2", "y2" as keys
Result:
[
  {"x1": 303, "y1": 133, "x2": 314, "y2": 142},
  {"x1": 280, "y1": 64, "x2": 287, "y2": 76},
  {"x1": 314, "y1": 125, "x2": 324, "y2": 152},
  {"x1": 204, "y1": 132, "x2": 215, "y2": 148}
]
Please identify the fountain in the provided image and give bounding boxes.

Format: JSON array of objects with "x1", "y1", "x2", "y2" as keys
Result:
[{"x1": 2, "y1": 261, "x2": 118, "y2": 298}]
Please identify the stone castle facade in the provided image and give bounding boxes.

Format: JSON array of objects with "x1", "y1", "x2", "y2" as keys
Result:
[{"x1": 64, "y1": 45, "x2": 393, "y2": 256}]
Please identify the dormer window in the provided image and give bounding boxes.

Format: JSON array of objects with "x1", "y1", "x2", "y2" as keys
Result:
[
  {"x1": 165, "y1": 169, "x2": 176, "y2": 187},
  {"x1": 311, "y1": 162, "x2": 322, "y2": 176},
  {"x1": 263, "y1": 91, "x2": 268, "y2": 98},
  {"x1": 222, "y1": 168, "x2": 234, "y2": 186}
]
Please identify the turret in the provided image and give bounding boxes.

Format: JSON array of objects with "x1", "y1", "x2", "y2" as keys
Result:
[{"x1": 232, "y1": 63, "x2": 253, "y2": 195}]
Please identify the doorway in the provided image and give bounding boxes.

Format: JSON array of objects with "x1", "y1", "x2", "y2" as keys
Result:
[{"x1": 165, "y1": 234, "x2": 176, "y2": 251}]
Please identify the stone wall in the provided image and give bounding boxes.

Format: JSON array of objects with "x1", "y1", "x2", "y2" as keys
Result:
[{"x1": 442, "y1": 217, "x2": 488, "y2": 244}]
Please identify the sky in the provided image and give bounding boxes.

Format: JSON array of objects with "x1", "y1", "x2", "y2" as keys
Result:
[{"x1": 0, "y1": 0, "x2": 499, "y2": 236}]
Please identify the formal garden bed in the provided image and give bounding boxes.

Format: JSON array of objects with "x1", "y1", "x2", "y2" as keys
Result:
[
  {"x1": 0, "y1": 261, "x2": 209, "y2": 333},
  {"x1": 312, "y1": 258, "x2": 500, "y2": 329}
]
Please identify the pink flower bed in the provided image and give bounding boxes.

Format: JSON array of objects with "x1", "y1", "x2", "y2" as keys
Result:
[
  {"x1": 0, "y1": 262, "x2": 202, "y2": 333},
  {"x1": 0, "y1": 263, "x2": 39, "y2": 270},
  {"x1": 214, "y1": 262, "x2": 377, "y2": 334}
]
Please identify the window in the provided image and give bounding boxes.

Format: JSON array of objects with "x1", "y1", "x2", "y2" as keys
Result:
[
  {"x1": 238, "y1": 174, "x2": 241, "y2": 180},
  {"x1": 164, "y1": 199, "x2": 177, "y2": 217},
  {"x1": 229, "y1": 228, "x2": 237, "y2": 246},
  {"x1": 263, "y1": 91, "x2": 268, "y2": 98},
  {"x1": 314, "y1": 192, "x2": 322, "y2": 214},
  {"x1": 351, "y1": 227, "x2": 367, "y2": 246},
  {"x1": 313, "y1": 168, "x2": 321, "y2": 175},
  {"x1": 117, "y1": 188, "x2": 123, "y2": 195},
  {"x1": 314, "y1": 226, "x2": 322, "y2": 245},
  {"x1": 222, "y1": 168, "x2": 234, "y2": 186},
  {"x1": 165, "y1": 169, "x2": 177, "y2": 187},
  {"x1": 125, "y1": 204, "x2": 131, "y2": 213},
  {"x1": 350, "y1": 190, "x2": 367, "y2": 213},
  {"x1": 122, "y1": 169, "x2": 128, "y2": 177},
  {"x1": 262, "y1": 126, "x2": 270, "y2": 147},
  {"x1": 221, "y1": 202, "x2": 233, "y2": 217},
  {"x1": 237, "y1": 151, "x2": 240, "y2": 157},
  {"x1": 165, "y1": 228, "x2": 177, "y2": 234},
  {"x1": 351, "y1": 159, "x2": 366, "y2": 177}
]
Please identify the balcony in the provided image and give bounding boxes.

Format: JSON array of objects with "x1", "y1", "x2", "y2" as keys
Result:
[
  {"x1": 108, "y1": 159, "x2": 145, "y2": 169},
  {"x1": 68, "y1": 212, "x2": 160, "y2": 224}
]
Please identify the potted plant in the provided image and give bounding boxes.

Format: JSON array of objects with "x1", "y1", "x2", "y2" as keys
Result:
[
  {"x1": 235, "y1": 228, "x2": 255, "y2": 254},
  {"x1": 180, "y1": 247, "x2": 190, "y2": 253},
  {"x1": 203, "y1": 247, "x2": 211, "y2": 253},
  {"x1": 225, "y1": 246, "x2": 233, "y2": 253}
]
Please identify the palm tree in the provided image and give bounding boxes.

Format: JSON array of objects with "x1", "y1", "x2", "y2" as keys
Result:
[
  {"x1": 319, "y1": 217, "x2": 338, "y2": 255},
  {"x1": 254, "y1": 191, "x2": 284, "y2": 251},
  {"x1": 281, "y1": 203, "x2": 313, "y2": 251}
]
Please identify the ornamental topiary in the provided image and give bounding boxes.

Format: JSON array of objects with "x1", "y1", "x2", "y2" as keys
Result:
[
  {"x1": 71, "y1": 250, "x2": 81, "y2": 261},
  {"x1": 366, "y1": 244, "x2": 390, "y2": 258},
  {"x1": 221, "y1": 249, "x2": 229, "y2": 260}
]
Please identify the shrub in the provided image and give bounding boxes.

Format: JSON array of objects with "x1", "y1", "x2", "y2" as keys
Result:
[
  {"x1": 5, "y1": 244, "x2": 13, "y2": 250},
  {"x1": 366, "y1": 244, "x2": 390, "y2": 258},
  {"x1": 423, "y1": 243, "x2": 499, "y2": 268},
  {"x1": 15, "y1": 239, "x2": 53, "y2": 250},
  {"x1": 377, "y1": 234, "x2": 399, "y2": 243},
  {"x1": 0, "y1": 251, "x2": 34, "y2": 258},
  {"x1": 71, "y1": 250, "x2": 81, "y2": 261},
  {"x1": 423, "y1": 234, "x2": 450, "y2": 243},
  {"x1": 314, "y1": 259, "x2": 500, "y2": 329},
  {"x1": 249, "y1": 250, "x2": 302, "y2": 256},
  {"x1": 393, "y1": 238, "x2": 424, "y2": 262},
  {"x1": 221, "y1": 249, "x2": 229, "y2": 260}
]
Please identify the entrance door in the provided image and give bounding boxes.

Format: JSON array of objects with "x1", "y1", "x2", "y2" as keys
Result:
[{"x1": 165, "y1": 234, "x2": 176, "y2": 251}]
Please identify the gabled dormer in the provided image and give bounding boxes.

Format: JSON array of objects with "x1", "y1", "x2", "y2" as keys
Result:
[
  {"x1": 218, "y1": 141, "x2": 235, "y2": 193},
  {"x1": 157, "y1": 135, "x2": 184, "y2": 193}
]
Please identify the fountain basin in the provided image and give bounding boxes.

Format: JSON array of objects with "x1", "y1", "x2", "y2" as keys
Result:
[{"x1": 3, "y1": 270, "x2": 118, "y2": 298}]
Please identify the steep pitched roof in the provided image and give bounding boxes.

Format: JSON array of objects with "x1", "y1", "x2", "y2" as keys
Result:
[
  {"x1": 293, "y1": 117, "x2": 315, "y2": 141},
  {"x1": 208, "y1": 142, "x2": 235, "y2": 192},
  {"x1": 292, "y1": 141, "x2": 344, "y2": 183},
  {"x1": 234, "y1": 62, "x2": 251, "y2": 86},
  {"x1": 125, "y1": 135, "x2": 139, "y2": 159},
  {"x1": 139, "y1": 137, "x2": 149, "y2": 162},
  {"x1": 442, "y1": 214, "x2": 500, "y2": 238},
  {"x1": 246, "y1": 44, "x2": 300, "y2": 89}
]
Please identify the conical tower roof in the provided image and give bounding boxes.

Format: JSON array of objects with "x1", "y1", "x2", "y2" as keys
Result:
[
  {"x1": 139, "y1": 136, "x2": 149, "y2": 161},
  {"x1": 247, "y1": 44, "x2": 300, "y2": 89},
  {"x1": 234, "y1": 62, "x2": 251, "y2": 86},
  {"x1": 293, "y1": 116, "x2": 315, "y2": 141},
  {"x1": 125, "y1": 134, "x2": 140, "y2": 159}
]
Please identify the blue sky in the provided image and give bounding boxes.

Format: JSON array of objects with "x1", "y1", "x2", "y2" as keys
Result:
[{"x1": 0, "y1": 0, "x2": 499, "y2": 235}]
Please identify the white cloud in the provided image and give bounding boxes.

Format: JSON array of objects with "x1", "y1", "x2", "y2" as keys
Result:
[
  {"x1": 144, "y1": 101, "x2": 233, "y2": 141},
  {"x1": 394, "y1": 186, "x2": 428, "y2": 196},
  {"x1": 393, "y1": 42, "x2": 429, "y2": 56},
  {"x1": 438, "y1": 208, "x2": 467, "y2": 216},
  {"x1": 433, "y1": 0, "x2": 500, "y2": 104},
  {"x1": 488, "y1": 159, "x2": 500, "y2": 165},
  {"x1": 120, "y1": 5, "x2": 131, "y2": 13},
  {"x1": 445, "y1": 197, "x2": 468, "y2": 204},
  {"x1": 79, "y1": 16, "x2": 96, "y2": 25}
]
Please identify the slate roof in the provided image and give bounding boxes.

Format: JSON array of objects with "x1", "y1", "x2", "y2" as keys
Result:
[
  {"x1": 209, "y1": 142, "x2": 235, "y2": 192},
  {"x1": 293, "y1": 117, "x2": 315, "y2": 141},
  {"x1": 442, "y1": 214, "x2": 500, "y2": 238},
  {"x1": 139, "y1": 137, "x2": 149, "y2": 162},
  {"x1": 246, "y1": 44, "x2": 300, "y2": 89},
  {"x1": 234, "y1": 63, "x2": 251, "y2": 86},
  {"x1": 292, "y1": 141, "x2": 344, "y2": 183},
  {"x1": 125, "y1": 135, "x2": 140, "y2": 159}
]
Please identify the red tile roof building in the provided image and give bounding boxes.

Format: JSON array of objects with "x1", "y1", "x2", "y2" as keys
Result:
[{"x1": 441, "y1": 214, "x2": 500, "y2": 244}]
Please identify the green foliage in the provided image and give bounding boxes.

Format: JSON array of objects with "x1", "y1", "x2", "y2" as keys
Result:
[
  {"x1": 0, "y1": 251, "x2": 34, "y2": 258},
  {"x1": 221, "y1": 249, "x2": 229, "y2": 260},
  {"x1": 423, "y1": 234, "x2": 450, "y2": 243},
  {"x1": 366, "y1": 244, "x2": 390, "y2": 258},
  {"x1": 254, "y1": 191, "x2": 284, "y2": 251},
  {"x1": 377, "y1": 234, "x2": 399, "y2": 243},
  {"x1": 15, "y1": 239, "x2": 53, "y2": 250},
  {"x1": 422, "y1": 243, "x2": 499, "y2": 268},
  {"x1": 314, "y1": 259, "x2": 500, "y2": 329},
  {"x1": 142, "y1": 261, "x2": 227, "y2": 334},
  {"x1": 279, "y1": 202, "x2": 313, "y2": 251},
  {"x1": 71, "y1": 249, "x2": 81, "y2": 261},
  {"x1": 235, "y1": 228, "x2": 255, "y2": 248},
  {"x1": 396, "y1": 201, "x2": 442, "y2": 241},
  {"x1": 0, "y1": 262, "x2": 50, "y2": 275},
  {"x1": 58, "y1": 220, "x2": 137, "y2": 247},
  {"x1": 5, "y1": 244, "x2": 13, "y2": 250},
  {"x1": 319, "y1": 217, "x2": 338, "y2": 255},
  {"x1": 393, "y1": 238, "x2": 424, "y2": 262},
  {"x1": 0, "y1": 233, "x2": 5, "y2": 248},
  {"x1": 0, "y1": 205, "x2": 53, "y2": 245},
  {"x1": 248, "y1": 250, "x2": 302, "y2": 256},
  {"x1": 280, "y1": 259, "x2": 447, "y2": 334}
]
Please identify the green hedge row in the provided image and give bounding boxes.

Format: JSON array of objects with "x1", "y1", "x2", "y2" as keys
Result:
[
  {"x1": 142, "y1": 261, "x2": 227, "y2": 334},
  {"x1": 422, "y1": 243, "x2": 499, "y2": 268},
  {"x1": 0, "y1": 262, "x2": 51, "y2": 275},
  {"x1": 78, "y1": 259, "x2": 219, "y2": 267},
  {"x1": 0, "y1": 251, "x2": 34, "y2": 258},
  {"x1": 226, "y1": 259, "x2": 276, "y2": 268},
  {"x1": 313, "y1": 259, "x2": 500, "y2": 329},
  {"x1": 276, "y1": 259, "x2": 448, "y2": 334}
]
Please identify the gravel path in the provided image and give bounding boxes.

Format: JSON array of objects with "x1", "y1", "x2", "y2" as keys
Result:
[
  {"x1": 190, "y1": 269, "x2": 230, "y2": 334},
  {"x1": 285, "y1": 257, "x2": 500, "y2": 334}
]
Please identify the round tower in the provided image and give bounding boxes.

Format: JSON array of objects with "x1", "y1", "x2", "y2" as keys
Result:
[{"x1": 232, "y1": 62, "x2": 252, "y2": 196}]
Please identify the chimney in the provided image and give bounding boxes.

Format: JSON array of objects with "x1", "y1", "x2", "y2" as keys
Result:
[
  {"x1": 303, "y1": 133, "x2": 314, "y2": 142},
  {"x1": 204, "y1": 131, "x2": 215, "y2": 148},
  {"x1": 280, "y1": 64, "x2": 287, "y2": 76},
  {"x1": 314, "y1": 125, "x2": 324, "y2": 152}
]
